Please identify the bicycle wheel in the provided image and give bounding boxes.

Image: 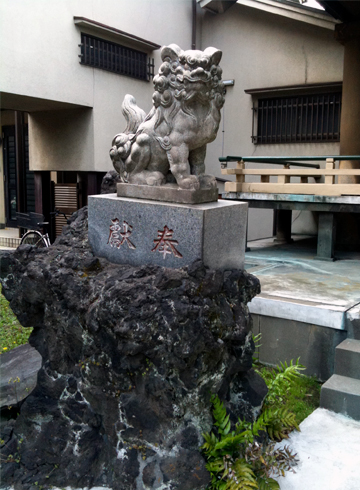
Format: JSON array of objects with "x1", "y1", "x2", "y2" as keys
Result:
[{"x1": 20, "y1": 231, "x2": 48, "y2": 248}]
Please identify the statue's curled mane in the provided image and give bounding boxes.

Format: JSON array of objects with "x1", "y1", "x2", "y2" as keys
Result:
[{"x1": 149, "y1": 44, "x2": 225, "y2": 134}]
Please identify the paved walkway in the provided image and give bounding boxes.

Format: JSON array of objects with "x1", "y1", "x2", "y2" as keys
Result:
[
  {"x1": 246, "y1": 235, "x2": 360, "y2": 307},
  {"x1": 246, "y1": 235, "x2": 360, "y2": 334},
  {"x1": 275, "y1": 408, "x2": 360, "y2": 490}
]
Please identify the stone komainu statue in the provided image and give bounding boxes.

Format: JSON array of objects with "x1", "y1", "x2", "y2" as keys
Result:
[{"x1": 110, "y1": 44, "x2": 225, "y2": 190}]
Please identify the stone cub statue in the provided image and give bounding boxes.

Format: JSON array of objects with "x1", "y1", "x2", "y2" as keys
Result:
[{"x1": 110, "y1": 44, "x2": 225, "y2": 190}]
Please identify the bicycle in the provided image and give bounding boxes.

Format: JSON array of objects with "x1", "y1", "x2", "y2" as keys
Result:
[{"x1": 17, "y1": 210, "x2": 67, "y2": 248}]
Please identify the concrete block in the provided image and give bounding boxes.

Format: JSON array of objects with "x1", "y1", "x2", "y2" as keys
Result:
[
  {"x1": 345, "y1": 304, "x2": 360, "y2": 340},
  {"x1": 252, "y1": 314, "x2": 260, "y2": 337},
  {"x1": 249, "y1": 296, "x2": 346, "y2": 330},
  {"x1": 320, "y1": 374, "x2": 360, "y2": 421},
  {"x1": 88, "y1": 194, "x2": 247, "y2": 270},
  {"x1": 251, "y1": 313, "x2": 347, "y2": 381},
  {"x1": 335, "y1": 339, "x2": 360, "y2": 380}
]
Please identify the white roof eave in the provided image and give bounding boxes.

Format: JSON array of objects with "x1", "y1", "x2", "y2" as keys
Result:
[{"x1": 231, "y1": 0, "x2": 339, "y2": 30}]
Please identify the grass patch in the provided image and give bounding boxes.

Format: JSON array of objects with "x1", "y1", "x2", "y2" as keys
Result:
[
  {"x1": 257, "y1": 364, "x2": 321, "y2": 424},
  {"x1": 0, "y1": 285, "x2": 32, "y2": 353}
]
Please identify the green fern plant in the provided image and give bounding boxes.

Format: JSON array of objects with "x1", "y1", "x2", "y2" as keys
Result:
[
  {"x1": 252, "y1": 333, "x2": 262, "y2": 366},
  {"x1": 257, "y1": 357, "x2": 305, "y2": 440},
  {"x1": 201, "y1": 395, "x2": 298, "y2": 490},
  {"x1": 263, "y1": 358, "x2": 306, "y2": 408},
  {"x1": 202, "y1": 356, "x2": 307, "y2": 488}
]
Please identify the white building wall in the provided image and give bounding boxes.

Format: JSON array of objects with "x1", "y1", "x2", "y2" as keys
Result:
[
  {"x1": 0, "y1": 0, "x2": 193, "y2": 108},
  {"x1": 29, "y1": 109, "x2": 95, "y2": 172},
  {"x1": 200, "y1": 2, "x2": 344, "y2": 238},
  {"x1": 0, "y1": 0, "x2": 193, "y2": 172},
  {"x1": 0, "y1": 0, "x2": 93, "y2": 108}
]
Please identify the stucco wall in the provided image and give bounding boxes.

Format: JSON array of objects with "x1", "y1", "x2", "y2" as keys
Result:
[
  {"x1": 0, "y1": 0, "x2": 192, "y2": 108},
  {"x1": 29, "y1": 109, "x2": 94, "y2": 172},
  {"x1": 0, "y1": 0, "x2": 193, "y2": 172},
  {"x1": 200, "y1": 3, "x2": 344, "y2": 239}
]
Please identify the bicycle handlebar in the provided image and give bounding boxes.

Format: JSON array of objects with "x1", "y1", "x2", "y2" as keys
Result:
[{"x1": 50, "y1": 209, "x2": 67, "y2": 219}]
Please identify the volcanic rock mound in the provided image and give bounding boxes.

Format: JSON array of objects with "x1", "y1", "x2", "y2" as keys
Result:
[{"x1": 0, "y1": 207, "x2": 266, "y2": 490}]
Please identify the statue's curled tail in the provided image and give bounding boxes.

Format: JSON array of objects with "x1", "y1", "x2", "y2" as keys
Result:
[{"x1": 109, "y1": 95, "x2": 146, "y2": 181}]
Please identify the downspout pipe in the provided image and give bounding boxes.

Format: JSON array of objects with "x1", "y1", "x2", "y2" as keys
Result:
[{"x1": 192, "y1": 0, "x2": 196, "y2": 50}]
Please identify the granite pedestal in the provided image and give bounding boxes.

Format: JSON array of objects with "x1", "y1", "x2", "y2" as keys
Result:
[
  {"x1": 88, "y1": 194, "x2": 247, "y2": 270},
  {"x1": 117, "y1": 182, "x2": 218, "y2": 204}
]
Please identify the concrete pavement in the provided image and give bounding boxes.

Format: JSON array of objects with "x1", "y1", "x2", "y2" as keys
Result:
[{"x1": 275, "y1": 408, "x2": 360, "y2": 490}]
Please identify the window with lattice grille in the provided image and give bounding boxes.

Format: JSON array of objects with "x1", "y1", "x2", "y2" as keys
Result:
[
  {"x1": 79, "y1": 33, "x2": 154, "y2": 81},
  {"x1": 252, "y1": 92, "x2": 342, "y2": 144}
]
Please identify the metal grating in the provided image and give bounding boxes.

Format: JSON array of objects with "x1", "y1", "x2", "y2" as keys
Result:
[
  {"x1": 25, "y1": 131, "x2": 35, "y2": 213},
  {"x1": 0, "y1": 237, "x2": 21, "y2": 249},
  {"x1": 54, "y1": 184, "x2": 78, "y2": 237},
  {"x1": 6, "y1": 134, "x2": 17, "y2": 222},
  {"x1": 55, "y1": 214, "x2": 69, "y2": 238},
  {"x1": 253, "y1": 92, "x2": 342, "y2": 144},
  {"x1": 79, "y1": 33, "x2": 154, "y2": 81}
]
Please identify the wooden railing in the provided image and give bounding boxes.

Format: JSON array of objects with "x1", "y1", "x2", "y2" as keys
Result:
[{"x1": 220, "y1": 156, "x2": 360, "y2": 196}]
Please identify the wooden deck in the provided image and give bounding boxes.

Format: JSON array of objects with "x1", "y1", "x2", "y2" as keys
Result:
[
  {"x1": 221, "y1": 157, "x2": 360, "y2": 196},
  {"x1": 220, "y1": 155, "x2": 360, "y2": 260}
]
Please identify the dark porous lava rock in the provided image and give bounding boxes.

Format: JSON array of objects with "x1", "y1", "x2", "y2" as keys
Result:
[
  {"x1": 101, "y1": 170, "x2": 122, "y2": 194},
  {"x1": 0, "y1": 207, "x2": 267, "y2": 490}
]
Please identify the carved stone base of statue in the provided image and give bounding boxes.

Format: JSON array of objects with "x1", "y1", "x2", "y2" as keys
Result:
[
  {"x1": 88, "y1": 194, "x2": 247, "y2": 270},
  {"x1": 117, "y1": 182, "x2": 218, "y2": 204}
]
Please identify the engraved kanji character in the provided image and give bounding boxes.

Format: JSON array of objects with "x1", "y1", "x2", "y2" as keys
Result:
[
  {"x1": 108, "y1": 219, "x2": 136, "y2": 249},
  {"x1": 152, "y1": 225, "x2": 182, "y2": 259}
]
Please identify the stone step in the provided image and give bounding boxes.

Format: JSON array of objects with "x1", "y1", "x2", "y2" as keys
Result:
[
  {"x1": 335, "y1": 339, "x2": 360, "y2": 380},
  {"x1": 320, "y1": 374, "x2": 360, "y2": 421},
  {"x1": 0, "y1": 343, "x2": 41, "y2": 408}
]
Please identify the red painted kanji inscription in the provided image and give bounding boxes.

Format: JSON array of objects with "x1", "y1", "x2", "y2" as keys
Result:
[
  {"x1": 108, "y1": 219, "x2": 136, "y2": 250},
  {"x1": 151, "y1": 226, "x2": 183, "y2": 259}
]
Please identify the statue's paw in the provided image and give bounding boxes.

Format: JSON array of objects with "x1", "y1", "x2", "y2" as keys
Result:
[
  {"x1": 178, "y1": 175, "x2": 200, "y2": 190},
  {"x1": 146, "y1": 172, "x2": 166, "y2": 187},
  {"x1": 199, "y1": 174, "x2": 217, "y2": 189},
  {"x1": 109, "y1": 146, "x2": 118, "y2": 161},
  {"x1": 147, "y1": 177, "x2": 166, "y2": 186},
  {"x1": 113, "y1": 133, "x2": 130, "y2": 147},
  {"x1": 113, "y1": 160, "x2": 122, "y2": 175}
]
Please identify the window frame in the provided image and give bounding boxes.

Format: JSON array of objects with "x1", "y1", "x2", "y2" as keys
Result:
[
  {"x1": 245, "y1": 82, "x2": 343, "y2": 145},
  {"x1": 79, "y1": 33, "x2": 154, "y2": 82}
]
